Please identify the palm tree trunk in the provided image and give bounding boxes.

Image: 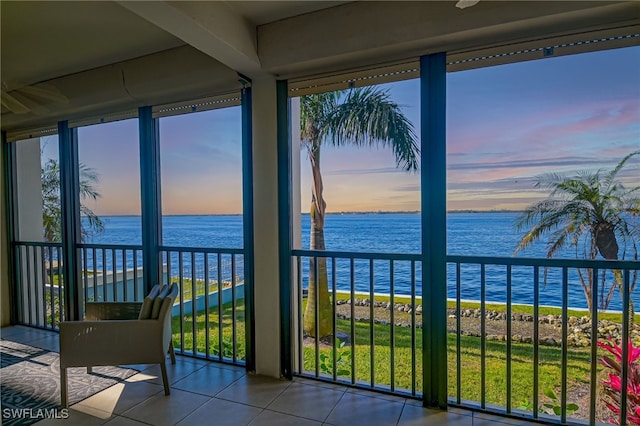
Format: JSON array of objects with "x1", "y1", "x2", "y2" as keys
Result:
[
  {"x1": 303, "y1": 148, "x2": 332, "y2": 338},
  {"x1": 595, "y1": 223, "x2": 634, "y2": 326}
]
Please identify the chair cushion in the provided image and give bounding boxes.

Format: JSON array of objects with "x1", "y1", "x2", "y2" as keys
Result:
[
  {"x1": 151, "y1": 284, "x2": 171, "y2": 319},
  {"x1": 138, "y1": 284, "x2": 161, "y2": 320}
]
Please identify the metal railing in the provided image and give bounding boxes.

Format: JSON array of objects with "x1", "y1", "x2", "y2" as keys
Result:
[
  {"x1": 12, "y1": 242, "x2": 247, "y2": 367},
  {"x1": 447, "y1": 255, "x2": 639, "y2": 425},
  {"x1": 293, "y1": 249, "x2": 422, "y2": 396},
  {"x1": 79, "y1": 243, "x2": 145, "y2": 303},
  {"x1": 160, "y1": 246, "x2": 245, "y2": 365},
  {"x1": 13, "y1": 240, "x2": 640, "y2": 423},
  {"x1": 13, "y1": 242, "x2": 64, "y2": 330},
  {"x1": 294, "y1": 248, "x2": 640, "y2": 425}
]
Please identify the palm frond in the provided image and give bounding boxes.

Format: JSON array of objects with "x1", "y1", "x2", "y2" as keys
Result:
[
  {"x1": 316, "y1": 87, "x2": 420, "y2": 172},
  {"x1": 515, "y1": 150, "x2": 640, "y2": 264},
  {"x1": 603, "y1": 150, "x2": 640, "y2": 191}
]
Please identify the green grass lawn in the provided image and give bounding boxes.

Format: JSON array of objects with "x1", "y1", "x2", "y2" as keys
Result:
[
  {"x1": 301, "y1": 317, "x2": 597, "y2": 410},
  {"x1": 172, "y1": 300, "x2": 246, "y2": 361},
  {"x1": 173, "y1": 296, "x2": 607, "y2": 418},
  {"x1": 170, "y1": 278, "x2": 228, "y2": 301}
]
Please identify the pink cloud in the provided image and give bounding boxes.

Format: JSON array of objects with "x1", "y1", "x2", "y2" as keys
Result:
[{"x1": 447, "y1": 98, "x2": 639, "y2": 170}]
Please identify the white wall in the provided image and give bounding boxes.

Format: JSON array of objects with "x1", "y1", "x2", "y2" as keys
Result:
[
  {"x1": 15, "y1": 138, "x2": 43, "y2": 241},
  {"x1": 251, "y1": 76, "x2": 281, "y2": 376}
]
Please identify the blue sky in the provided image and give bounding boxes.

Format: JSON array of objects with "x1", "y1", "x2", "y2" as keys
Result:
[{"x1": 46, "y1": 46, "x2": 639, "y2": 215}]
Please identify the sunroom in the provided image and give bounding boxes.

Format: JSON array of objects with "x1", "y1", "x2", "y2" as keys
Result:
[{"x1": 1, "y1": 2, "x2": 639, "y2": 425}]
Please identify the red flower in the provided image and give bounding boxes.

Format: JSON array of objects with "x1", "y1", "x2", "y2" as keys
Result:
[
  {"x1": 599, "y1": 338, "x2": 640, "y2": 425},
  {"x1": 598, "y1": 338, "x2": 640, "y2": 364}
]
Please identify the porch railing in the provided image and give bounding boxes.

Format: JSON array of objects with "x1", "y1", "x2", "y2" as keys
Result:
[
  {"x1": 294, "y1": 248, "x2": 640, "y2": 425},
  {"x1": 12, "y1": 240, "x2": 640, "y2": 423},
  {"x1": 12, "y1": 241, "x2": 246, "y2": 366},
  {"x1": 13, "y1": 242, "x2": 64, "y2": 330},
  {"x1": 160, "y1": 246, "x2": 245, "y2": 365}
]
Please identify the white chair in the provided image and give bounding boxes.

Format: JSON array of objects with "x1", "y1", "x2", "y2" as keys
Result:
[{"x1": 59, "y1": 283, "x2": 178, "y2": 408}]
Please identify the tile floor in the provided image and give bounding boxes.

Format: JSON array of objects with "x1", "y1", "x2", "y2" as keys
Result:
[{"x1": 1, "y1": 325, "x2": 544, "y2": 426}]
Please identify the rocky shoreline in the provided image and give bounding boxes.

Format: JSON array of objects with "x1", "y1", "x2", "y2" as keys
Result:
[{"x1": 335, "y1": 298, "x2": 640, "y2": 347}]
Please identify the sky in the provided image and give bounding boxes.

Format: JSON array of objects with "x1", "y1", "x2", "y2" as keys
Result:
[{"x1": 43, "y1": 46, "x2": 639, "y2": 215}]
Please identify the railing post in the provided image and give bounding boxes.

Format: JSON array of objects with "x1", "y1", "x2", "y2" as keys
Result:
[
  {"x1": 420, "y1": 52, "x2": 448, "y2": 409},
  {"x1": 59, "y1": 121, "x2": 82, "y2": 321},
  {"x1": 277, "y1": 79, "x2": 293, "y2": 379},
  {"x1": 139, "y1": 106, "x2": 162, "y2": 295},
  {"x1": 242, "y1": 85, "x2": 256, "y2": 372}
]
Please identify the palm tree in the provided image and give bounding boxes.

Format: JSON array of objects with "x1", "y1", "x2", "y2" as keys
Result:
[
  {"x1": 514, "y1": 151, "x2": 640, "y2": 312},
  {"x1": 300, "y1": 87, "x2": 419, "y2": 338},
  {"x1": 41, "y1": 159, "x2": 104, "y2": 243}
]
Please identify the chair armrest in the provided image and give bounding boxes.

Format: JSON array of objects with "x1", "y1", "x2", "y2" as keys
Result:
[
  {"x1": 85, "y1": 302, "x2": 142, "y2": 320},
  {"x1": 59, "y1": 320, "x2": 165, "y2": 367}
]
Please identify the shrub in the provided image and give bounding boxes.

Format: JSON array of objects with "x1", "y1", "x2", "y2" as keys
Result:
[{"x1": 598, "y1": 338, "x2": 640, "y2": 425}]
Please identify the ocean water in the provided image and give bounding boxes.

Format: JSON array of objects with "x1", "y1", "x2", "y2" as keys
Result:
[{"x1": 86, "y1": 212, "x2": 638, "y2": 310}]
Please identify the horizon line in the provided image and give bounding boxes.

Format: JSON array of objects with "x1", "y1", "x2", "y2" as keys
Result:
[{"x1": 93, "y1": 209, "x2": 526, "y2": 217}]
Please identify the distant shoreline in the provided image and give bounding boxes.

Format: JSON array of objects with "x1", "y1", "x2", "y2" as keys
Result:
[{"x1": 96, "y1": 210, "x2": 524, "y2": 218}]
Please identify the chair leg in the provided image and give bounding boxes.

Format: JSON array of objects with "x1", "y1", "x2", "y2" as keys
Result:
[
  {"x1": 160, "y1": 362, "x2": 170, "y2": 395},
  {"x1": 87, "y1": 366, "x2": 92, "y2": 374},
  {"x1": 60, "y1": 367, "x2": 68, "y2": 408},
  {"x1": 169, "y1": 342, "x2": 176, "y2": 364}
]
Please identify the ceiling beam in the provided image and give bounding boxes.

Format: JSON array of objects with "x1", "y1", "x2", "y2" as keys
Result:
[
  {"x1": 117, "y1": 1, "x2": 262, "y2": 78},
  {"x1": 258, "y1": 1, "x2": 639, "y2": 78}
]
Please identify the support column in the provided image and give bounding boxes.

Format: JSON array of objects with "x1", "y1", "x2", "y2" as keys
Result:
[
  {"x1": 59, "y1": 122, "x2": 82, "y2": 321},
  {"x1": 1, "y1": 132, "x2": 13, "y2": 326},
  {"x1": 242, "y1": 86, "x2": 256, "y2": 372},
  {"x1": 14, "y1": 139, "x2": 42, "y2": 242},
  {"x1": 277, "y1": 80, "x2": 293, "y2": 379},
  {"x1": 13, "y1": 138, "x2": 44, "y2": 323},
  {"x1": 290, "y1": 96, "x2": 302, "y2": 373},
  {"x1": 252, "y1": 76, "x2": 281, "y2": 377},
  {"x1": 421, "y1": 52, "x2": 448, "y2": 409},
  {"x1": 139, "y1": 106, "x2": 162, "y2": 295}
]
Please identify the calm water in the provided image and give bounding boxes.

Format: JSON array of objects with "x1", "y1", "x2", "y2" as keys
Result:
[{"x1": 86, "y1": 213, "x2": 638, "y2": 310}]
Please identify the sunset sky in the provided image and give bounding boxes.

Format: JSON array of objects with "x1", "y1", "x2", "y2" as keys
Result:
[{"x1": 47, "y1": 46, "x2": 639, "y2": 216}]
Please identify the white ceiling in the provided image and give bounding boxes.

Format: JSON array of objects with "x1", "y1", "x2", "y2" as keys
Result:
[
  {"x1": 0, "y1": 1, "x2": 346, "y2": 91},
  {"x1": 1, "y1": 1, "x2": 183, "y2": 90},
  {"x1": 225, "y1": 1, "x2": 348, "y2": 26},
  {"x1": 1, "y1": 1, "x2": 638, "y2": 133}
]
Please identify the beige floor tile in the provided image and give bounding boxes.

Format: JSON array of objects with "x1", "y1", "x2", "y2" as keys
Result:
[
  {"x1": 143, "y1": 358, "x2": 207, "y2": 385},
  {"x1": 172, "y1": 364, "x2": 245, "y2": 396},
  {"x1": 404, "y1": 398, "x2": 425, "y2": 407},
  {"x1": 324, "y1": 391, "x2": 405, "y2": 426},
  {"x1": 473, "y1": 411, "x2": 539, "y2": 425},
  {"x1": 101, "y1": 415, "x2": 151, "y2": 426},
  {"x1": 216, "y1": 374, "x2": 291, "y2": 408},
  {"x1": 293, "y1": 376, "x2": 351, "y2": 391},
  {"x1": 3, "y1": 327, "x2": 545, "y2": 426},
  {"x1": 249, "y1": 410, "x2": 322, "y2": 426},
  {"x1": 33, "y1": 405, "x2": 113, "y2": 425},
  {"x1": 399, "y1": 405, "x2": 474, "y2": 426},
  {"x1": 120, "y1": 388, "x2": 209, "y2": 426},
  {"x1": 1, "y1": 327, "x2": 55, "y2": 345},
  {"x1": 74, "y1": 379, "x2": 164, "y2": 415},
  {"x1": 214, "y1": 362, "x2": 249, "y2": 374},
  {"x1": 173, "y1": 355, "x2": 212, "y2": 367},
  {"x1": 267, "y1": 382, "x2": 344, "y2": 422},
  {"x1": 25, "y1": 335, "x2": 60, "y2": 352},
  {"x1": 347, "y1": 387, "x2": 407, "y2": 404},
  {"x1": 448, "y1": 406, "x2": 476, "y2": 415},
  {"x1": 175, "y1": 397, "x2": 263, "y2": 426}
]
